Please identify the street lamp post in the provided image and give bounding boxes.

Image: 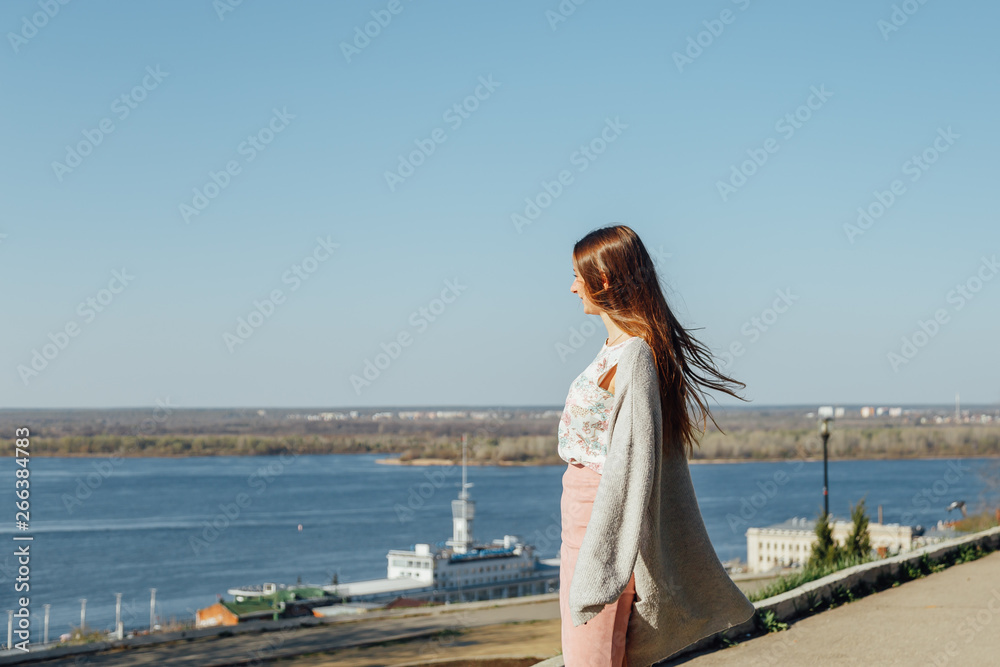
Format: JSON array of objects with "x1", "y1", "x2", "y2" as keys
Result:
[{"x1": 819, "y1": 417, "x2": 832, "y2": 516}]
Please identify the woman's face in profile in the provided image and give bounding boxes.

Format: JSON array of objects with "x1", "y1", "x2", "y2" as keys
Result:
[{"x1": 571, "y1": 260, "x2": 601, "y2": 315}]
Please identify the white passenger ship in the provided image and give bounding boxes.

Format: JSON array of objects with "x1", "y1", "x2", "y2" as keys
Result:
[{"x1": 226, "y1": 438, "x2": 560, "y2": 609}]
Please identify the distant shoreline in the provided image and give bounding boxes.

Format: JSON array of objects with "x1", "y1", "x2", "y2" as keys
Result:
[
  {"x1": 28, "y1": 451, "x2": 999, "y2": 464},
  {"x1": 374, "y1": 454, "x2": 997, "y2": 466},
  {"x1": 375, "y1": 457, "x2": 540, "y2": 467}
]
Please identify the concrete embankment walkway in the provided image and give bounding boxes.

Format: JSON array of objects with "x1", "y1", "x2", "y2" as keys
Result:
[
  {"x1": 0, "y1": 595, "x2": 565, "y2": 666},
  {"x1": 7, "y1": 548, "x2": 997, "y2": 665},
  {"x1": 676, "y1": 548, "x2": 1000, "y2": 666},
  {"x1": 0, "y1": 569, "x2": 783, "y2": 666}
]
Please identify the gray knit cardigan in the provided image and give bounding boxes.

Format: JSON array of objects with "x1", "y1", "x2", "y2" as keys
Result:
[{"x1": 567, "y1": 338, "x2": 756, "y2": 667}]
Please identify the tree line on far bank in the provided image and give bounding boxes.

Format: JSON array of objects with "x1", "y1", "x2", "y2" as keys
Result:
[{"x1": 32, "y1": 425, "x2": 1000, "y2": 462}]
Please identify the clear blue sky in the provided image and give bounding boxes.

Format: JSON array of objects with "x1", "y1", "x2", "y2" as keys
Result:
[{"x1": 2, "y1": 0, "x2": 998, "y2": 409}]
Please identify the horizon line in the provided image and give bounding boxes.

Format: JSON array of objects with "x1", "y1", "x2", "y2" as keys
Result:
[{"x1": 2, "y1": 402, "x2": 998, "y2": 413}]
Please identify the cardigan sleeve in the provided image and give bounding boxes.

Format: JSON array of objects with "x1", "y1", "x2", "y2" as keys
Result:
[{"x1": 568, "y1": 342, "x2": 660, "y2": 627}]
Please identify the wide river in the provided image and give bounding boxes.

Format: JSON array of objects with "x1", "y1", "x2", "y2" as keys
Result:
[{"x1": 1, "y1": 453, "x2": 996, "y2": 642}]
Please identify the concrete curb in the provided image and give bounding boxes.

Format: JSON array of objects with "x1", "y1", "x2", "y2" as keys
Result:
[{"x1": 533, "y1": 525, "x2": 1000, "y2": 666}]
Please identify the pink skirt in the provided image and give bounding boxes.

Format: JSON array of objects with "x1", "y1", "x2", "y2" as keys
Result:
[{"x1": 560, "y1": 462, "x2": 636, "y2": 667}]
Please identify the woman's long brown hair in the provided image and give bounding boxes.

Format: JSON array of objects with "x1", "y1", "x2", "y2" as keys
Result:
[{"x1": 573, "y1": 224, "x2": 749, "y2": 459}]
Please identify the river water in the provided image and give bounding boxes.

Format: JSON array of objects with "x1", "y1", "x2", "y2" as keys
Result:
[{"x1": 1, "y1": 453, "x2": 995, "y2": 641}]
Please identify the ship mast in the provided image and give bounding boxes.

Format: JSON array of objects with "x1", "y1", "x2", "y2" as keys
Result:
[{"x1": 447, "y1": 433, "x2": 475, "y2": 554}]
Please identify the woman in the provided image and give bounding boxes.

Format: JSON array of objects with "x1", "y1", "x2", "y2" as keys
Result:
[{"x1": 557, "y1": 225, "x2": 757, "y2": 667}]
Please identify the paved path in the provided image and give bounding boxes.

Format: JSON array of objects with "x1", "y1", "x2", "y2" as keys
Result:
[{"x1": 674, "y1": 549, "x2": 1000, "y2": 666}]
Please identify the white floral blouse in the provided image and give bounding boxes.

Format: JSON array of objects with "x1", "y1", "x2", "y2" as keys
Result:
[{"x1": 557, "y1": 336, "x2": 640, "y2": 474}]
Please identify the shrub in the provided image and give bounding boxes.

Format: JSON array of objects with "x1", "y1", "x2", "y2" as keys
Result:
[
  {"x1": 844, "y1": 496, "x2": 872, "y2": 560},
  {"x1": 807, "y1": 509, "x2": 842, "y2": 569}
]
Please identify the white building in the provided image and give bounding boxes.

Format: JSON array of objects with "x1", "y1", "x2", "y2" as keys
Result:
[{"x1": 745, "y1": 516, "x2": 917, "y2": 573}]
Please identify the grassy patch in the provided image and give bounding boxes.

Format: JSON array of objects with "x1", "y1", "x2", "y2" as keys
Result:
[
  {"x1": 953, "y1": 509, "x2": 1000, "y2": 533},
  {"x1": 747, "y1": 552, "x2": 878, "y2": 603}
]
